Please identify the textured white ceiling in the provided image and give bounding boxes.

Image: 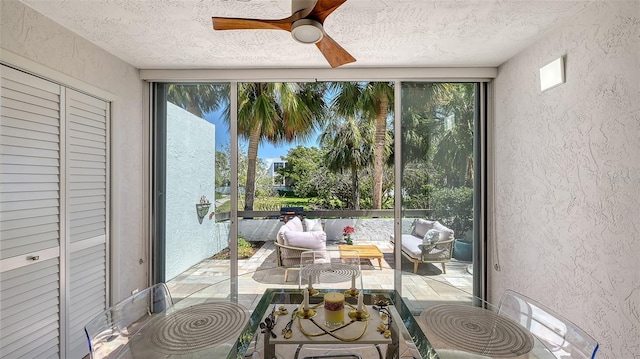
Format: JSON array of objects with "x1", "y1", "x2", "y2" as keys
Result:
[{"x1": 18, "y1": 0, "x2": 591, "y2": 69}]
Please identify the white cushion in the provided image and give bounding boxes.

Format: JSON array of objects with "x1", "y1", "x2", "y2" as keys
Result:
[
  {"x1": 284, "y1": 216, "x2": 304, "y2": 232},
  {"x1": 283, "y1": 231, "x2": 326, "y2": 250},
  {"x1": 303, "y1": 218, "x2": 323, "y2": 232},
  {"x1": 277, "y1": 216, "x2": 305, "y2": 244},
  {"x1": 403, "y1": 234, "x2": 446, "y2": 257},
  {"x1": 400, "y1": 234, "x2": 423, "y2": 258},
  {"x1": 433, "y1": 221, "x2": 454, "y2": 242},
  {"x1": 412, "y1": 219, "x2": 434, "y2": 238},
  {"x1": 276, "y1": 225, "x2": 289, "y2": 244}
]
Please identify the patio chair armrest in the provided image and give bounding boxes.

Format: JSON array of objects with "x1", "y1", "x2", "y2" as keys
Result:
[
  {"x1": 419, "y1": 237, "x2": 454, "y2": 250},
  {"x1": 436, "y1": 237, "x2": 455, "y2": 245},
  {"x1": 418, "y1": 237, "x2": 454, "y2": 258},
  {"x1": 274, "y1": 241, "x2": 314, "y2": 268},
  {"x1": 274, "y1": 241, "x2": 312, "y2": 252}
]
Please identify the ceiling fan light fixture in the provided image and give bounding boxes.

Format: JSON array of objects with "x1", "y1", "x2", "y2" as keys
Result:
[{"x1": 291, "y1": 19, "x2": 323, "y2": 44}]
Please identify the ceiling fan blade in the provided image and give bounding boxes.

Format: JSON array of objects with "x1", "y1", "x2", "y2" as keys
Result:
[
  {"x1": 315, "y1": 32, "x2": 355, "y2": 68},
  {"x1": 309, "y1": 0, "x2": 347, "y2": 23},
  {"x1": 213, "y1": 6, "x2": 315, "y2": 32},
  {"x1": 213, "y1": 17, "x2": 292, "y2": 31}
]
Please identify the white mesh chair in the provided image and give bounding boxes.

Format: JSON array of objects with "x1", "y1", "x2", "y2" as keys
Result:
[
  {"x1": 498, "y1": 290, "x2": 599, "y2": 359},
  {"x1": 299, "y1": 249, "x2": 362, "y2": 291}
]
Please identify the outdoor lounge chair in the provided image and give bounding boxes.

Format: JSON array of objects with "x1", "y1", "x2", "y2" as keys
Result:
[
  {"x1": 274, "y1": 216, "x2": 326, "y2": 281},
  {"x1": 390, "y1": 219, "x2": 454, "y2": 274}
]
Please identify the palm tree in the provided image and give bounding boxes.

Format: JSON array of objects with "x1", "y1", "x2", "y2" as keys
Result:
[
  {"x1": 399, "y1": 83, "x2": 450, "y2": 163},
  {"x1": 399, "y1": 83, "x2": 475, "y2": 217},
  {"x1": 166, "y1": 84, "x2": 228, "y2": 118},
  {"x1": 226, "y1": 82, "x2": 327, "y2": 211},
  {"x1": 165, "y1": 82, "x2": 325, "y2": 211},
  {"x1": 320, "y1": 115, "x2": 373, "y2": 210},
  {"x1": 432, "y1": 83, "x2": 475, "y2": 187},
  {"x1": 329, "y1": 82, "x2": 394, "y2": 209}
]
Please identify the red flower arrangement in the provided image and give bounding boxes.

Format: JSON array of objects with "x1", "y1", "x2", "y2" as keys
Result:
[{"x1": 342, "y1": 226, "x2": 355, "y2": 245}]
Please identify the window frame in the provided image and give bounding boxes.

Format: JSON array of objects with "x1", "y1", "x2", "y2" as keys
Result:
[{"x1": 149, "y1": 70, "x2": 491, "y2": 299}]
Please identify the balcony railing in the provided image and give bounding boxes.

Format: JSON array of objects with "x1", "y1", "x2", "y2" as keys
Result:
[{"x1": 215, "y1": 209, "x2": 433, "y2": 222}]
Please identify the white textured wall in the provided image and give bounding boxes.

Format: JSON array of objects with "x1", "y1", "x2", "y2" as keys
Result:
[
  {"x1": 165, "y1": 102, "x2": 221, "y2": 280},
  {"x1": 237, "y1": 218, "x2": 408, "y2": 243},
  {"x1": 1, "y1": 1, "x2": 146, "y2": 301},
  {"x1": 491, "y1": 2, "x2": 639, "y2": 358}
]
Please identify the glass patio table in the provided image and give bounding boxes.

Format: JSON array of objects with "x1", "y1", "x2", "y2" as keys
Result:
[{"x1": 117, "y1": 268, "x2": 555, "y2": 359}]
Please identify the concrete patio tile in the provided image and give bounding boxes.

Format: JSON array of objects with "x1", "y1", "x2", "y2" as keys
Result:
[{"x1": 167, "y1": 240, "x2": 474, "y2": 307}]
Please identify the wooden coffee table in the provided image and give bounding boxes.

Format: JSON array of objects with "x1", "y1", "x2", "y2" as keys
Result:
[{"x1": 338, "y1": 244, "x2": 384, "y2": 270}]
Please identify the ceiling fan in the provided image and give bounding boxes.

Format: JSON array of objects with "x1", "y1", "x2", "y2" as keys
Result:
[{"x1": 212, "y1": 0, "x2": 355, "y2": 68}]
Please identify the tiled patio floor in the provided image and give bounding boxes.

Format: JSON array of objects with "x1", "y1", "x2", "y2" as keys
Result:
[{"x1": 167, "y1": 241, "x2": 474, "y2": 314}]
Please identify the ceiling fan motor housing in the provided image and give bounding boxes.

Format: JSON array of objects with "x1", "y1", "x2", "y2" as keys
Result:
[{"x1": 292, "y1": 0, "x2": 317, "y2": 13}]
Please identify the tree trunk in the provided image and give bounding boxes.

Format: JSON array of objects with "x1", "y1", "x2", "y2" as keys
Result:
[
  {"x1": 244, "y1": 124, "x2": 261, "y2": 211},
  {"x1": 351, "y1": 160, "x2": 360, "y2": 210},
  {"x1": 466, "y1": 156, "x2": 474, "y2": 187},
  {"x1": 372, "y1": 97, "x2": 388, "y2": 209}
]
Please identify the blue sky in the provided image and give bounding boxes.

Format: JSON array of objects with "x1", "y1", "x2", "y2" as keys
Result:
[
  {"x1": 203, "y1": 109, "x2": 320, "y2": 160},
  {"x1": 201, "y1": 85, "x2": 340, "y2": 160}
]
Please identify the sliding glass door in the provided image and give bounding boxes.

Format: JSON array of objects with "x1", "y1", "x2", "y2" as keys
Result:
[
  {"x1": 399, "y1": 82, "x2": 480, "y2": 310},
  {"x1": 152, "y1": 83, "x2": 232, "y2": 297}
]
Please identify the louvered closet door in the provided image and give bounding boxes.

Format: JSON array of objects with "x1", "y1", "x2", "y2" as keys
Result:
[
  {"x1": 0, "y1": 66, "x2": 62, "y2": 358},
  {"x1": 0, "y1": 66, "x2": 109, "y2": 359},
  {"x1": 65, "y1": 88, "x2": 108, "y2": 358}
]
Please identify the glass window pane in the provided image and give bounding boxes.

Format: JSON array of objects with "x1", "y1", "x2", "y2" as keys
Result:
[
  {"x1": 158, "y1": 83, "x2": 232, "y2": 300},
  {"x1": 400, "y1": 82, "x2": 476, "y2": 311}
]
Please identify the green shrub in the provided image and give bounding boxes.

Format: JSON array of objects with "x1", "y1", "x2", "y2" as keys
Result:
[
  {"x1": 238, "y1": 237, "x2": 253, "y2": 258},
  {"x1": 431, "y1": 187, "x2": 473, "y2": 238},
  {"x1": 277, "y1": 190, "x2": 296, "y2": 197}
]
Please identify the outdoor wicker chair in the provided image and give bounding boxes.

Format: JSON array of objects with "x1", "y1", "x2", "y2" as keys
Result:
[{"x1": 275, "y1": 216, "x2": 327, "y2": 281}]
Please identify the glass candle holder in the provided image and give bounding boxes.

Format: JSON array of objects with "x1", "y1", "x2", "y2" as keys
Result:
[{"x1": 324, "y1": 292, "x2": 345, "y2": 327}]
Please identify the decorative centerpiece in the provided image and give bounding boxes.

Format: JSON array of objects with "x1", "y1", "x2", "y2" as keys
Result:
[
  {"x1": 324, "y1": 292, "x2": 345, "y2": 327},
  {"x1": 342, "y1": 226, "x2": 355, "y2": 245},
  {"x1": 295, "y1": 292, "x2": 370, "y2": 342}
]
